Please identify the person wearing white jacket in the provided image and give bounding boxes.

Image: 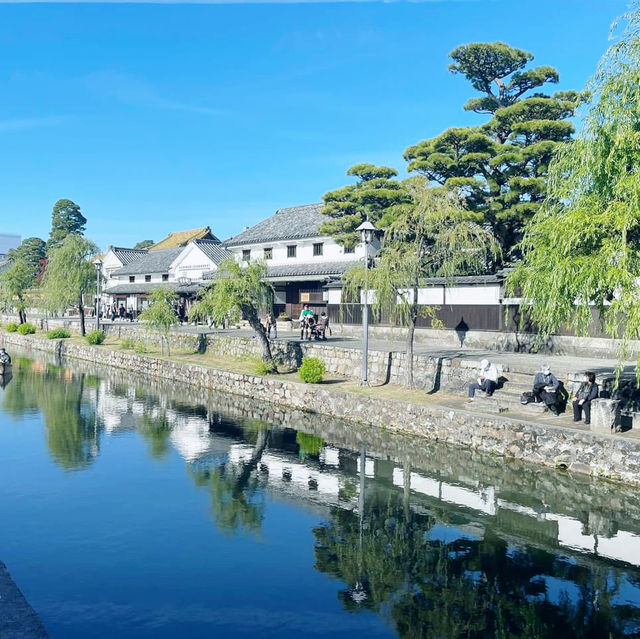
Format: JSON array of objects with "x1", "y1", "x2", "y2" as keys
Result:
[{"x1": 467, "y1": 358, "x2": 499, "y2": 401}]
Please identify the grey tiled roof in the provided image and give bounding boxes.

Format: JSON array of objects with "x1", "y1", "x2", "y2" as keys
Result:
[
  {"x1": 224, "y1": 203, "x2": 325, "y2": 247},
  {"x1": 192, "y1": 239, "x2": 231, "y2": 265},
  {"x1": 113, "y1": 248, "x2": 183, "y2": 276},
  {"x1": 111, "y1": 247, "x2": 148, "y2": 265},
  {"x1": 202, "y1": 259, "x2": 355, "y2": 281},
  {"x1": 105, "y1": 281, "x2": 203, "y2": 295}
]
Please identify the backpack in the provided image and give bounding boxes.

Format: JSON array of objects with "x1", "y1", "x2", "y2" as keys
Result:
[{"x1": 520, "y1": 391, "x2": 535, "y2": 405}]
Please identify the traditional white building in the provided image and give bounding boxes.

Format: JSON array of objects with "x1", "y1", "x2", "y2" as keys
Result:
[
  {"x1": 221, "y1": 203, "x2": 368, "y2": 318},
  {"x1": 100, "y1": 239, "x2": 230, "y2": 314}
]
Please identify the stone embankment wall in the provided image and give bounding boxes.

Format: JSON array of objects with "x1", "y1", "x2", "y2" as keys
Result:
[{"x1": 3, "y1": 331, "x2": 640, "y2": 487}]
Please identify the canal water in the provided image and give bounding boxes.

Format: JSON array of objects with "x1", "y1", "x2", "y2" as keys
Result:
[{"x1": 1, "y1": 352, "x2": 640, "y2": 638}]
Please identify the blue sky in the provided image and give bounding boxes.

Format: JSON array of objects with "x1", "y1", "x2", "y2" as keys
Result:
[{"x1": 0, "y1": 0, "x2": 629, "y2": 249}]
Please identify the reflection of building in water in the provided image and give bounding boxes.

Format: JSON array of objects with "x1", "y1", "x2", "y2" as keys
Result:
[{"x1": 87, "y1": 370, "x2": 640, "y2": 570}]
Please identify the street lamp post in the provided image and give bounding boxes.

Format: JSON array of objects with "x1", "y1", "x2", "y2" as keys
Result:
[
  {"x1": 356, "y1": 220, "x2": 377, "y2": 386},
  {"x1": 94, "y1": 260, "x2": 103, "y2": 331}
]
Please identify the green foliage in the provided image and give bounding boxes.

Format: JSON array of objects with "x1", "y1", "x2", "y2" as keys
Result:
[
  {"x1": 134, "y1": 342, "x2": 148, "y2": 354},
  {"x1": 296, "y1": 431, "x2": 324, "y2": 457},
  {"x1": 6, "y1": 237, "x2": 46, "y2": 274},
  {"x1": 319, "y1": 163, "x2": 410, "y2": 248},
  {"x1": 46, "y1": 328, "x2": 70, "y2": 339},
  {"x1": 254, "y1": 360, "x2": 277, "y2": 375},
  {"x1": 507, "y1": 9, "x2": 640, "y2": 370},
  {"x1": 190, "y1": 259, "x2": 275, "y2": 366},
  {"x1": 85, "y1": 329, "x2": 105, "y2": 345},
  {"x1": 47, "y1": 198, "x2": 87, "y2": 251},
  {"x1": 405, "y1": 42, "x2": 586, "y2": 255},
  {"x1": 133, "y1": 239, "x2": 154, "y2": 250},
  {"x1": 298, "y1": 356, "x2": 326, "y2": 383},
  {"x1": 343, "y1": 181, "x2": 499, "y2": 386},
  {"x1": 138, "y1": 286, "x2": 178, "y2": 355},
  {"x1": 6, "y1": 322, "x2": 18, "y2": 332},
  {"x1": 121, "y1": 337, "x2": 135, "y2": 350},
  {"x1": 0, "y1": 255, "x2": 39, "y2": 323},
  {"x1": 41, "y1": 234, "x2": 98, "y2": 336},
  {"x1": 17, "y1": 323, "x2": 36, "y2": 335}
]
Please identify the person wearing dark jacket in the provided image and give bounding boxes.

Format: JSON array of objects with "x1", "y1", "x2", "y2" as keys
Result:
[
  {"x1": 532, "y1": 364, "x2": 561, "y2": 415},
  {"x1": 573, "y1": 371, "x2": 598, "y2": 425}
]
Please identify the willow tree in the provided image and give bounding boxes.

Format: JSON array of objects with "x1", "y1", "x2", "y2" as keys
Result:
[
  {"x1": 0, "y1": 257, "x2": 35, "y2": 324},
  {"x1": 343, "y1": 180, "x2": 500, "y2": 387},
  {"x1": 138, "y1": 286, "x2": 179, "y2": 356},
  {"x1": 507, "y1": 9, "x2": 640, "y2": 366},
  {"x1": 41, "y1": 234, "x2": 97, "y2": 336},
  {"x1": 189, "y1": 258, "x2": 275, "y2": 369}
]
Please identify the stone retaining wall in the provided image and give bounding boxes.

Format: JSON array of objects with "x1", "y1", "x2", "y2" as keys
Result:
[{"x1": 3, "y1": 331, "x2": 640, "y2": 487}]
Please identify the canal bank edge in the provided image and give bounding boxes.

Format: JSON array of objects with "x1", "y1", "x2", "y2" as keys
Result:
[{"x1": 3, "y1": 332, "x2": 640, "y2": 487}]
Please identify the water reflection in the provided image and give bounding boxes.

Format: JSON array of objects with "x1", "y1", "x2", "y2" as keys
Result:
[{"x1": 2, "y1": 352, "x2": 640, "y2": 637}]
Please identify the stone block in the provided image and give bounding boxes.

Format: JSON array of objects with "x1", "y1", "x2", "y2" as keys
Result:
[{"x1": 590, "y1": 398, "x2": 620, "y2": 432}]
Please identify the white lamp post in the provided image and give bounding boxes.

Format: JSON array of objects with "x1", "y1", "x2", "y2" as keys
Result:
[
  {"x1": 94, "y1": 260, "x2": 103, "y2": 330},
  {"x1": 356, "y1": 220, "x2": 377, "y2": 386}
]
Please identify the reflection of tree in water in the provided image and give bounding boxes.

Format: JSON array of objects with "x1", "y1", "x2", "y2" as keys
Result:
[
  {"x1": 314, "y1": 486, "x2": 637, "y2": 638},
  {"x1": 188, "y1": 419, "x2": 271, "y2": 536},
  {"x1": 2, "y1": 358, "x2": 101, "y2": 470},
  {"x1": 139, "y1": 413, "x2": 172, "y2": 459}
]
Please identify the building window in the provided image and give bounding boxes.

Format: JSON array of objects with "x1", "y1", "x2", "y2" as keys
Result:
[
  {"x1": 287, "y1": 245, "x2": 297, "y2": 258},
  {"x1": 242, "y1": 249, "x2": 251, "y2": 262},
  {"x1": 264, "y1": 247, "x2": 273, "y2": 260},
  {"x1": 129, "y1": 276, "x2": 135, "y2": 283},
  {"x1": 145, "y1": 275, "x2": 151, "y2": 283},
  {"x1": 313, "y1": 242, "x2": 324, "y2": 257},
  {"x1": 344, "y1": 245, "x2": 355, "y2": 254},
  {"x1": 162, "y1": 274, "x2": 169, "y2": 282}
]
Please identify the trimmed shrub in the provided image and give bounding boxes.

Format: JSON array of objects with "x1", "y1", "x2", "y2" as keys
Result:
[
  {"x1": 17, "y1": 323, "x2": 36, "y2": 335},
  {"x1": 254, "y1": 360, "x2": 277, "y2": 375},
  {"x1": 121, "y1": 338, "x2": 135, "y2": 350},
  {"x1": 85, "y1": 330, "x2": 105, "y2": 345},
  {"x1": 6, "y1": 323, "x2": 18, "y2": 333},
  {"x1": 46, "y1": 328, "x2": 71, "y2": 339},
  {"x1": 298, "y1": 356, "x2": 326, "y2": 383}
]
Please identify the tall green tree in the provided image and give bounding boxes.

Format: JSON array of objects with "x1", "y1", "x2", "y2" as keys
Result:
[
  {"x1": 319, "y1": 163, "x2": 410, "y2": 249},
  {"x1": 133, "y1": 239, "x2": 154, "y2": 250},
  {"x1": 138, "y1": 286, "x2": 179, "y2": 356},
  {"x1": 6, "y1": 237, "x2": 46, "y2": 275},
  {"x1": 47, "y1": 198, "x2": 87, "y2": 251},
  {"x1": 41, "y1": 234, "x2": 97, "y2": 336},
  {"x1": 189, "y1": 258, "x2": 276, "y2": 368},
  {"x1": 343, "y1": 181, "x2": 499, "y2": 387},
  {"x1": 507, "y1": 9, "x2": 640, "y2": 367},
  {"x1": 404, "y1": 42, "x2": 585, "y2": 255}
]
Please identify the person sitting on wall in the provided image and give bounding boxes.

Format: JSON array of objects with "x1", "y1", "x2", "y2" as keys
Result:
[
  {"x1": 573, "y1": 371, "x2": 599, "y2": 425},
  {"x1": 532, "y1": 363, "x2": 561, "y2": 415},
  {"x1": 298, "y1": 304, "x2": 314, "y2": 341},
  {"x1": 467, "y1": 359, "x2": 499, "y2": 402}
]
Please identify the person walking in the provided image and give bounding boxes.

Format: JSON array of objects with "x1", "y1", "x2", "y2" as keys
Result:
[
  {"x1": 573, "y1": 372, "x2": 599, "y2": 425},
  {"x1": 265, "y1": 312, "x2": 277, "y2": 340},
  {"x1": 467, "y1": 359, "x2": 499, "y2": 401}
]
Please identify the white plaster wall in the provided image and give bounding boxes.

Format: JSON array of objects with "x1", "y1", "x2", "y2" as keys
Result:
[
  {"x1": 172, "y1": 244, "x2": 218, "y2": 281},
  {"x1": 329, "y1": 284, "x2": 501, "y2": 306},
  {"x1": 229, "y1": 237, "x2": 364, "y2": 265}
]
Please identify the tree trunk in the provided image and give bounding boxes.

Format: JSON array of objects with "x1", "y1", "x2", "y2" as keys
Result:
[
  {"x1": 244, "y1": 307, "x2": 275, "y2": 369},
  {"x1": 165, "y1": 334, "x2": 171, "y2": 358},
  {"x1": 79, "y1": 296, "x2": 86, "y2": 336},
  {"x1": 405, "y1": 289, "x2": 418, "y2": 388}
]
